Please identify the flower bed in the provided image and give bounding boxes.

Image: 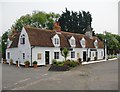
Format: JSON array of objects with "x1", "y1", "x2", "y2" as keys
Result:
[{"x1": 49, "y1": 59, "x2": 80, "y2": 71}]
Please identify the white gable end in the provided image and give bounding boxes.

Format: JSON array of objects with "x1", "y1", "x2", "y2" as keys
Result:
[{"x1": 17, "y1": 27, "x2": 31, "y2": 65}]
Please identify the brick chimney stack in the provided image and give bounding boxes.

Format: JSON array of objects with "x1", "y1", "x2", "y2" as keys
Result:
[{"x1": 53, "y1": 22, "x2": 61, "y2": 32}]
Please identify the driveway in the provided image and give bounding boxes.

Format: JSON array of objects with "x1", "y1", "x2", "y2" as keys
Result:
[{"x1": 2, "y1": 59, "x2": 118, "y2": 90}]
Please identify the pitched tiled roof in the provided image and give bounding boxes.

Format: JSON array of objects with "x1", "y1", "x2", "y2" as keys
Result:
[
  {"x1": 9, "y1": 27, "x2": 104, "y2": 48},
  {"x1": 9, "y1": 33, "x2": 20, "y2": 48}
]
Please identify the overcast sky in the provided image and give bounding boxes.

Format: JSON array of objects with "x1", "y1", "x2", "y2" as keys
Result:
[{"x1": 0, "y1": 0, "x2": 119, "y2": 36}]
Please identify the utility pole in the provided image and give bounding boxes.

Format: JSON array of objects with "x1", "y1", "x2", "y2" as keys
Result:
[{"x1": 103, "y1": 31, "x2": 107, "y2": 60}]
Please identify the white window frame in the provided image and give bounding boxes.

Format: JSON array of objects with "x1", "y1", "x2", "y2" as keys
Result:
[
  {"x1": 23, "y1": 53, "x2": 25, "y2": 59},
  {"x1": 71, "y1": 51, "x2": 75, "y2": 58},
  {"x1": 54, "y1": 38, "x2": 59, "y2": 45},
  {"x1": 80, "y1": 37, "x2": 86, "y2": 48},
  {"x1": 69, "y1": 36, "x2": 76, "y2": 47},
  {"x1": 54, "y1": 52, "x2": 59, "y2": 59},
  {"x1": 94, "y1": 40, "x2": 98, "y2": 48},
  {"x1": 20, "y1": 34, "x2": 25, "y2": 44}
]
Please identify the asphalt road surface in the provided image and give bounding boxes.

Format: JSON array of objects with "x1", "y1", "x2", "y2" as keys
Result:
[{"x1": 2, "y1": 59, "x2": 118, "y2": 90}]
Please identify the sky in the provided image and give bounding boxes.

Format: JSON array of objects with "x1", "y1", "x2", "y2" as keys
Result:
[{"x1": 0, "y1": 0, "x2": 119, "y2": 36}]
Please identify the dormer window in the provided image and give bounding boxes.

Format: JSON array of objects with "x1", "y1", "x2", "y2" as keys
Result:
[
  {"x1": 20, "y1": 34, "x2": 25, "y2": 44},
  {"x1": 55, "y1": 38, "x2": 59, "y2": 45},
  {"x1": 80, "y1": 37, "x2": 86, "y2": 48},
  {"x1": 94, "y1": 40, "x2": 98, "y2": 48},
  {"x1": 52, "y1": 34, "x2": 60, "y2": 47},
  {"x1": 71, "y1": 39, "x2": 75, "y2": 45},
  {"x1": 69, "y1": 36, "x2": 76, "y2": 47}
]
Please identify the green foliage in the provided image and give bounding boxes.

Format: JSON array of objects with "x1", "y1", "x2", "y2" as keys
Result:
[
  {"x1": 52, "y1": 59, "x2": 79, "y2": 67},
  {"x1": 52, "y1": 59, "x2": 58, "y2": 65},
  {"x1": 61, "y1": 48, "x2": 69, "y2": 61},
  {"x1": 10, "y1": 59, "x2": 13, "y2": 64},
  {"x1": 58, "y1": 8, "x2": 92, "y2": 34},
  {"x1": 68, "y1": 61, "x2": 78, "y2": 67},
  {"x1": 96, "y1": 32, "x2": 120, "y2": 55},
  {"x1": 12, "y1": 11, "x2": 60, "y2": 31},
  {"x1": 33, "y1": 61, "x2": 37, "y2": 65},
  {"x1": 2, "y1": 31, "x2": 8, "y2": 59},
  {"x1": 24, "y1": 61, "x2": 30, "y2": 65}
]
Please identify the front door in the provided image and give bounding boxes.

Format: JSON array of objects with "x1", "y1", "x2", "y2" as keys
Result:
[
  {"x1": 83, "y1": 51, "x2": 86, "y2": 61},
  {"x1": 45, "y1": 51, "x2": 49, "y2": 64}
]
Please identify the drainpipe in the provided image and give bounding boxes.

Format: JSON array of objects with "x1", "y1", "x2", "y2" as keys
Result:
[{"x1": 31, "y1": 46, "x2": 35, "y2": 66}]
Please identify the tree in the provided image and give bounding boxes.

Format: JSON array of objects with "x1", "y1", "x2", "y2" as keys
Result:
[
  {"x1": 12, "y1": 11, "x2": 60, "y2": 32},
  {"x1": 58, "y1": 8, "x2": 93, "y2": 34},
  {"x1": 96, "y1": 32, "x2": 120, "y2": 55},
  {"x1": 61, "y1": 48, "x2": 69, "y2": 61},
  {"x1": 2, "y1": 31, "x2": 8, "y2": 59}
]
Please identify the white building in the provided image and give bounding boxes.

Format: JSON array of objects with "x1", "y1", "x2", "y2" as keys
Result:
[{"x1": 6, "y1": 24, "x2": 104, "y2": 66}]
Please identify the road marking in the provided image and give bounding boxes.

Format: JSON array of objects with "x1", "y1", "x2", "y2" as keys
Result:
[
  {"x1": 18, "y1": 78, "x2": 31, "y2": 83},
  {"x1": 43, "y1": 73, "x2": 48, "y2": 76},
  {"x1": 3, "y1": 78, "x2": 31, "y2": 90}
]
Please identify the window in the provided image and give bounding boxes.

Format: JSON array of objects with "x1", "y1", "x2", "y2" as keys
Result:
[
  {"x1": 101, "y1": 51, "x2": 103, "y2": 57},
  {"x1": 54, "y1": 52, "x2": 59, "y2": 59},
  {"x1": 81, "y1": 40, "x2": 85, "y2": 45},
  {"x1": 23, "y1": 53, "x2": 25, "y2": 59},
  {"x1": 20, "y1": 34, "x2": 25, "y2": 44},
  {"x1": 71, "y1": 51, "x2": 75, "y2": 58},
  {"x1": 92, "y1": 52, "x2": 94, "y2": 57},
  {"x1": 52, "y1": 34, "x2": 60, "y2": 47},
  {"x1": 94, "y1": 40, "x2": 98, "y2": 48},
  {"x1": 71, "y1": 39, "x2": 75, "y2": 45},
  {"x1": 7, "y1": 52, "x2": 10, "y2": 59},
  {"x1": 37, "y1": 53, "x2": 42, "y2": 60},
  {"x1": 80, "y1": 38, "x2": 86, "y2": 48},
  {"x1": 54, "y1": 38, "x2": 59, "y2": 45}
]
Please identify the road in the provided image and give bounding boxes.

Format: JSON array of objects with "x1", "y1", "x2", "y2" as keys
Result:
[{"x1": 2, "y1": 59, "x2": 118, "y2": 90}]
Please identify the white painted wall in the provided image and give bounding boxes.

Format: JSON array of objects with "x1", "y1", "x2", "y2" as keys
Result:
[
  {"x1": 6, "y1": 48, "x2": 18, "y2": 63},
  {"x1": 6, "y1": 27, "x2": 104, "y2": 66},
  {"x1": 17, "y1": 27, "x2": 31, "y2": 65},
  {"x1": 97, "y1": 49, "x2": 104, "y2": 60},
  {"x1": 32, "y1": 47, "x2": 88, "y2": 65},
  {"x1": 6, "y1": 27, "x2": 31, "y2": 65}
]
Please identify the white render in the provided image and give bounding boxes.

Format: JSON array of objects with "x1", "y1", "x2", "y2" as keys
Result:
[{"x1": 6, "y1": 27, "x2": 104, "y2": 66}]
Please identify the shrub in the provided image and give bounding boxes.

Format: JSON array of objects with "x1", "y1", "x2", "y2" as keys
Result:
[
  {"x1": 24, "y1": 61, "x2": 30, "y2": 65},
  {"x1": 77, "y1": 58, "x2": 82, "y2": 64},
  {"x1": 87, "y1": 58, "x2": 90, "y2": 62},
  {"x1": 52, "y1": 59, "x2": 58, "y2": 65},
  {"x1": 64, "y1": 59, "x2": 71, "y2": 66},
  {"x1": 10, "y1": 59, "x2": 13, "y2": 64},
  {"x1": 16, "y1": 61, "x2": 18, "y2": 64},
  {"x1": 57, "y1": 63, "x2": 64, "y2": 67},
  {"x1": 69, "y1": 61, "x2": 78, "y2": 67},
  {"x1": 33, "y1": 61, "x2": 37, "y2": 65},
  {"x1": 94, "y1": 57, "x2": 97, "y2": 61}
]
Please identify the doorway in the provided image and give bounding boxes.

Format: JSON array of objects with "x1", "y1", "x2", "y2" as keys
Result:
[
  {"x1": 45, "y1": 51, "x2": 49, "y2": 64},
  {"x1": 83, "y1": 51, "x2": 86, "y2": 61}
]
